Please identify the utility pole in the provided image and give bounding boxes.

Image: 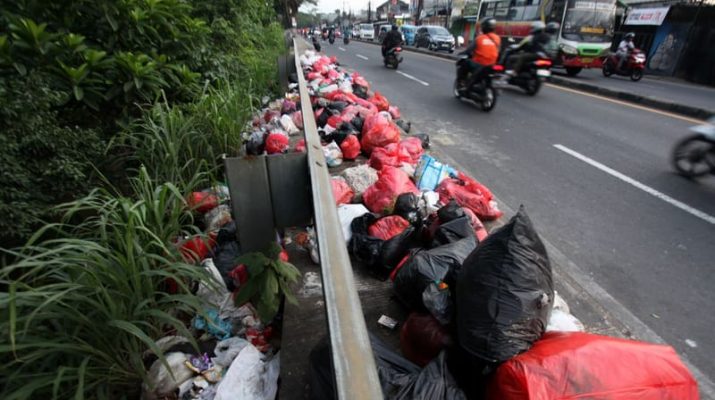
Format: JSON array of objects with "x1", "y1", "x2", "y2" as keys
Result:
[{"x1": 368, "y1": 1, "x2": 372, "y2": 22}]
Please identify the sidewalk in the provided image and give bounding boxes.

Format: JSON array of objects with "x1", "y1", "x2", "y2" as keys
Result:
[{"x1": 352, "y1": 39, "x2": 714, "y2": 120}]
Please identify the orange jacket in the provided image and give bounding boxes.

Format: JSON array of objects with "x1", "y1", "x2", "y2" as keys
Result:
[{"x1": 472, "y1": 33, "x2": 501, "y2": 65}]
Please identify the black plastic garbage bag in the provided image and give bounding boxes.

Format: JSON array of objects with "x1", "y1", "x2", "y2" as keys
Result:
[
  {"x1": 393, "y1": 236, "x2": 477, "y2": 311},
  {"x1": 309, "y1": 334, "x2": 465, "y2": 400},
  {"x1": 327, "y1": 101, "x2": 348, "y2": 113},
  {"x1": 212, "y1": 222, "x2": 241, "y2": 291},
  {"x1": 349, "y1": 213, "x2": 383, "y2": 267},
  {"x1": 351, "y1": 116, "x2": 365, "y2": 133},
  {"x1": 431, "y1": 216, "x2": 475, "y2": 248},
  {"x1": 395, "y1": 119, "x2": 412, "y2": 133},
  {"x1": 456, "y1": 206, "x2": 553, "y2": 364},
  {"x1": 316, "y1": 108, "x2": 330, "y2": 128},
  {"x1": 380, "y1": 225, "x2": 421, "y2": 271},
  {"x1": 394, "y1": 193, "x2": 420, "y2": 225},
  {"x1": 437, "y1": 200, "x2": 464, "y2": 223},
  {"x1": 412, "y1": 133, "x2": 430, "y2": 149},
  {"x1": 353, "y1": 84, "x2": 369, "y2": 99}
]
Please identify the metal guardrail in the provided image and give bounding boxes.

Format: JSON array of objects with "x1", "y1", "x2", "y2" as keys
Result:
[{"x1": 293, "y1": 38, "x2": 383, "y2": 399}]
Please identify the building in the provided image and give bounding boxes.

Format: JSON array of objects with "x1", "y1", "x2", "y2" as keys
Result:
[{"x1": 376, "y1": 0, "x2": 411, "y2": 22}]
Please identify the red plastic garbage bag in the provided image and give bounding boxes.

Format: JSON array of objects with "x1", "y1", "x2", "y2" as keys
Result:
[
  {"x1": 180, "y1": 235, "x2": 216, "y2": 263},
  {"x1": 361, "y1": 114, "x2": 401, "y2": 155},
  {"x1": 292, "y1": 111, "x2": 304, "y2": 129},
  {"x1": 188, "y1": 192, "x2": 219, "y2": 213},
  {"x1": 307, "y1": 72, "x2": 322, "y2": 81},
  {"x1": 462, "y1": 207, "x2": 488, "y2": 242},
  {"x1": 265, "y1": 133, "x2": 290, "y2": 154},
  {"x1": 352, "y1": 73, "x2": 370, "y2": 90},
  {"x1": 295, "y1": 139, "x2": 306, "y2": 153},
  {"x1": 400, "y1": 137, "x2": 424, "y2": 163},
  {"x1": 368, "y1": 215, "x2": 410, "y2": 241},
  {"x1": 331, "y1": 178, "x2": 354, "y2": 205},
  {"x1": 340, "y1": 135, "x2": 361, "y2": 160},
  {"x1": 369, "y1": 92, "x2": 390, "y2": 112},
  {"x1": 363, "y1": 167, "x2": 419, "y2": 214},
  {"x1": 488, "y1": 331, "x2": 699, "y2": 400},
  {"x1": 264, "y1": 110, "x2": 280, "y2": 124},
  {"x1": 326, "y1": 91, "x2": 349, "y2": 102},
  {"x1": 389, "y1": 105, "x2": 401, "y2": 120},
  {"x1": 327, "y1": 115, "x2": 342, "y2": 128},
  {"x1": 369, "y1": 143, "x2": 413, "y2": 170},
  {"x1": 329, "y1": 55, "x2": 338, "y2": 64},
  {"x1": 400, "y1": 313, "x2": 452, "y2": 367},
  {"x1": 437, "y1": 172, "x2": 503, "y2": 221}
]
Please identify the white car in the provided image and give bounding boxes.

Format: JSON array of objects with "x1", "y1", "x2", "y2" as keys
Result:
[{"x1": 359, "y1": 24, "x2": 374, "y2": 40}]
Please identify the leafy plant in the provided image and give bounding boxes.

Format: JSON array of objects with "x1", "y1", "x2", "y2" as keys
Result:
[
  {"x1": 234, "y1": 243, "x2": 302, "y2": 322},
  {"x1": 0, "y1": 168, "x2": 212, "y2": 399}
]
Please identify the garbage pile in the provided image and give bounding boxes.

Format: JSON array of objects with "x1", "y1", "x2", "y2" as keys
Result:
[
  {"x1": 142, "y1": 80, "x2": 311, "y2": 399},
  {"x1": 300, "y1": 50, "x2": 699, "y2": 399}
]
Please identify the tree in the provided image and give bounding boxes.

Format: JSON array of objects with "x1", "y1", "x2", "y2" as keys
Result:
[{"x1": 274, "y1": 0, "x2": 317, "y2": 27}]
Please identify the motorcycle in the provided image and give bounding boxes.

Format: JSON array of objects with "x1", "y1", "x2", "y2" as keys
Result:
[
  {"x1": 329, "y1": 35, "x2": 335, "y2": 45},
  {"x1": 343, "y1": 36, "x2": 350, "y2": 45},
  {"x1": 602, "y1": 49, "x2": 646, "y2": 81},
  {"x1": 671, "y1": 117, "x2": 715, "y2": 178},
  {"x1": 453, "y1": 55, "x2": 500, "y2": 112},
  {"x1": 498, "y1": 49, "x2": 552, "y2": 95},
  {"x1": 384, "y1": 47, "x2": 403, "y2": 69}
]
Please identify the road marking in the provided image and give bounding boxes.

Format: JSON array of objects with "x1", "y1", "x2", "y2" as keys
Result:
[
  {"x1": 545, "y1": 83, "x2": 704, "y2": 124},
  {"x1": 356, "y1": 54, "x2": 368, "y2": 60},
  {"x1": 396, "y1": 70, "x2": 430, "y2": 86},
  {"x1": 554, "y1": 144, "x2": 715, "y2": 225},
  {"x1": 338, "y1": 47, "x2": 346, "y2": 51}
]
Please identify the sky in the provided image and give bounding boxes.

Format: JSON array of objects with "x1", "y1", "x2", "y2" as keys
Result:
[{"x1": 301, "y1": 0, "x2": 373, "y2": 14}]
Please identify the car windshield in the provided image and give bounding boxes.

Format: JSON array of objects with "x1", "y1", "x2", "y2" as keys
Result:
[
  {"x1": 402, "y1": 27, "x2": 415, "y2": 33},
  {"x1": 361, "y1": 24, "x2": 372, "y2": 30},
  {"x1": 427, "y1": 27, "x2": 450, "y2": 36},
  {"x1": 562, "y1": 0, "x2": 615, "y2": 43}
]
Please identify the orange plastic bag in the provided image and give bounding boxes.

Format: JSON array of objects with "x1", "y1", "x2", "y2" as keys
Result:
[
  {"x1": 363, "y1": 167, "x2": 419, "y2": 214},
  {"x1": 488, "y1": 332, "x2": 699, "y2": 400}
]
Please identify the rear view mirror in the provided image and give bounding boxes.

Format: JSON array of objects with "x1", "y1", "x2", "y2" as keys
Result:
[
  {"x1": 507, "y1": 37, "x2": 516, "y2": 44},
  {"x1": 458, "y1": 35, "x2": 465, "y2": 46}
]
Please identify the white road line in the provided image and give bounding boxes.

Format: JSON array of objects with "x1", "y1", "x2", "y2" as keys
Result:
[
  {"x1": 338, "y1": 47, "x2": 346, "y2": 52},
  {"x1": 356, "y1": 54, "x2": 368, "y2": 60},
  {"x1": 396, "y1": 70, "x2": 430, "y2": 86},
  {"x1": 554, "y1": 144, "x2": 715, "y2": 225}
]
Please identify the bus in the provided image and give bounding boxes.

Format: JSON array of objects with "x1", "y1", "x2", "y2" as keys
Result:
[{"x1": 475, "y1": 0, "x2": 617, "y2": 76}]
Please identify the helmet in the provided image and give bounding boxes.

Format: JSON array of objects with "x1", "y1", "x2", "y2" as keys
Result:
[
  {"x1": 480, "y1": 17, "x2": 496, "y2": 34},
  {"x1": 625, "y1": 32, "x2": 635, "y2": 40},
  {"x1": 545, "y1": 22, "x2": 560, "y2": 34},
  {"x1": 392, "y1": 24, "x2": 398, "y2": 31},
  {"x1": 530, "y1": 21, "x2": 546, "y2": 34}
]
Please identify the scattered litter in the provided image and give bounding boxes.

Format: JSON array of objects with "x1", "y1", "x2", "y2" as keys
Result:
[{"x1": 377, "y1": 315, "x2": 398, "y2": 330}]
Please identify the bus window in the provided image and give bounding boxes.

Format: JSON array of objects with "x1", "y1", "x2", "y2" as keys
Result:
[
  {"x1": 545, "y1": 0, "x2": 567, "y2": 22},
  {"x1": 562, "y1": 0, "x2": 615, "y2": 43}
]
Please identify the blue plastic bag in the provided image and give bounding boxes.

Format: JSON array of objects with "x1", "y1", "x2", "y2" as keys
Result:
[{"x1": 414, "y1": 155, "x2": 456, "y2": 191}]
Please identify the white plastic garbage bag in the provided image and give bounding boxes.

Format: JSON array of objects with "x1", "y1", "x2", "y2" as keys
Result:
[
  {"x1": 338, "y1": 204, "x2": 370, "y2": 244},
  {"x1": 214, "y1": 345, "x2": 280, "y2": 400},
  {"x1": 547, "y1": 309, "x2": 585, "y2": 332},
  {"x1": 143, "y1": 352, "x2": 194, "y2": 399},
  {"x1": 213, "y1": 337, "x2": 251, "y2": 368},
  {"x1": 323, "y1": 141, "x2": 343, "y2": 167},
  {"x1": 280, "y1": 114, "x2": 300, "y2": 135}
]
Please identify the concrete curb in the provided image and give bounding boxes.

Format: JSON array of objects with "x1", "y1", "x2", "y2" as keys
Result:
[{"x1": 352, "y1": 38, "x2": 713, "y2": 120}]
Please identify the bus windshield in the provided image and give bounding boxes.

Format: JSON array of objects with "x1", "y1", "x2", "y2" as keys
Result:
[{"x1": 562, "y1": 0, "x2": 615, "y2": 43}]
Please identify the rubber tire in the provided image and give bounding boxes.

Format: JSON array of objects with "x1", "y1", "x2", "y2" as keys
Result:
[
  {"x1": 481, "y1": 86, "x2": 497, "y2": 112},
  {"x1": 671, "y1": 135, "x2": 714, "y2": 178},
  {"x1": 602, "y1": 63, "x2": 613, "y2": 77},
  {"x1": 448, "y1": 49, "x2": 454, "y2": 53},
  {"x1": 429, "y1": 42, "x2": 436, "y2": 51},
  {"x1": 453, "y1": 79, "x2": 463, "y2": 99},
  {"x1": 631, "y1": 69, "x2": 643, "y2": 81},
  {"x1": 525, "y1": 77, "x2": 541, "y2": 96},
  {"x1": 565, "y1": 67, "x2": 582, "y2": 76}
]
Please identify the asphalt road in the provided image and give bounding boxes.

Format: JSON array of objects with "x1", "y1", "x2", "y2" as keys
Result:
[
  {"x1": 556, "y1": 67, "x2": 715, "y2": 113},
  {"x1": 323, "y1": 40, "x2": 715, "y2": 382}
]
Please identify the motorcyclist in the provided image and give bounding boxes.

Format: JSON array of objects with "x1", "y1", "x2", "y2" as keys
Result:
[
  {"x1": 381, "y1": 25, "x2": 403, "y2": 57},
  {"x1": 458, "y1": 17, "x2": 501, "y2": 90},
  {"x1": 508, "y1": 21, "x2": 550, "y2": 75},
  {"x1": 616, "y1": 32, "x2": 635, "y2": 70},
  {"x1": 544, "y1": 22, "x2": 560, "y2": 59},
  {"x1": 328, "y1": 26, "x2": 335, "y2": 41}
]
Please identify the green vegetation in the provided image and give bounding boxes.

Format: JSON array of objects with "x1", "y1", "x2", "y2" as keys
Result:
[
  {"x1": 0, "y1": 0, "x2": 293, "y2": 398},
  {"x1": 0, "y1": 0, "x2": 285, "y2": 246}
]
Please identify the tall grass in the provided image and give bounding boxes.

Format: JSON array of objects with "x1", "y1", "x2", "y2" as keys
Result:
[{"x1": 0, "y1": 168, "x2": 214, "y2": 399}]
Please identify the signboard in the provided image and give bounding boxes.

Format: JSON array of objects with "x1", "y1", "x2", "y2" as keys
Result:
[{"x1": 625, "y1": 6, "x2": 670, "y2": 26}]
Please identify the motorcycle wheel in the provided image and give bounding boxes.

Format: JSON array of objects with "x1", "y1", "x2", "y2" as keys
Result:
[
  {"x1": 565, "y1": 67, "x2": 582, "y2": 76},
  {"x1": 671, "y1": 134, "x2": 715, "y2": 178},
  {"x1": 453, "y1": 78, "x2": 463, "y2": 99},
  {"x1": 525, "y1": 76, "x2": 541, "y2": 96},
  {"x1": 602, "y1": 63, "x2": 613, "y2": 77},
  {"x1": 630, "y1": 69, "x2": 643, "y2": 81},
  {"x1": 481, "y1": 86, "x2": 497, "y2": 112}
]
